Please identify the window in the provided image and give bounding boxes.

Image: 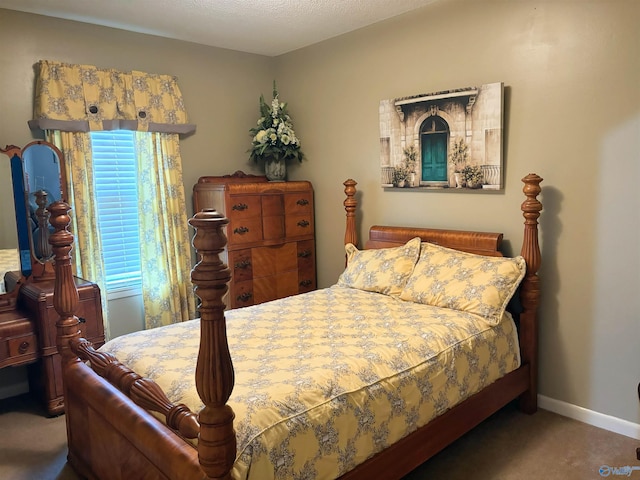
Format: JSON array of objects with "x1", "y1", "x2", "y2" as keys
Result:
[{"x1": 90, "y1": 130, "x2": 142, "y2": 298}]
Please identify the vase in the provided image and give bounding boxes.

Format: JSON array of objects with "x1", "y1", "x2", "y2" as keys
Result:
[
  {"x1": 454, "y1": 172, "x2": 465, "y2": 188},
  {"x1": 264, "y1": 157, "x2": 286, "y2": 182}
]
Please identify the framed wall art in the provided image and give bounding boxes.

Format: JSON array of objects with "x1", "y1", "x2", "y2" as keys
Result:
[{"x1": 379, "y1": 82, "x2": 504, "y2": 190}]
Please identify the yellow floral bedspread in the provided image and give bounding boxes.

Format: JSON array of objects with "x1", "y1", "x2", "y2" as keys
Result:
[{"x1": 100, "y1": 285, "x2": 520, "y2": 480}]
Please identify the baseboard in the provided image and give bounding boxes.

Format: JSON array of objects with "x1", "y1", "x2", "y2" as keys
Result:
[{"x1": 538, "y1": 395, "x2": 640, "y2": 440}]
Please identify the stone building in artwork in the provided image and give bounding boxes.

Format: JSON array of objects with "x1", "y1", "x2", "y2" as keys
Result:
[{"x1": 379, "y1": 82, "x2": 503, "y2": 189}]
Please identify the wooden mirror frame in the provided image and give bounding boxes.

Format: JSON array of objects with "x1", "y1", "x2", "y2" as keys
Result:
[{"x1": 1, "y1": 140, "x2": 68, "y2": 284}]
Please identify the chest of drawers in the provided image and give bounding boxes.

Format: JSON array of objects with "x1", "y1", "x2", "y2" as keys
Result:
[{"x1": 193, "y1": 175, "x2": 316, "y2": 309}]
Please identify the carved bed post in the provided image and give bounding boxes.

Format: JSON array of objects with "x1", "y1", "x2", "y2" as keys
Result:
[
  {"x1": 48, "y1": 200, "x2": 82, "y2": 367},
  {"x1": 344, "y1": 179, "x2": 358, "y2": 265},
  {"x1": 518, "y1": 173, "x2": 543, "y2": 414},
  {"x1": 189, "y1": 209, "x2": 236, "y2": 480}
]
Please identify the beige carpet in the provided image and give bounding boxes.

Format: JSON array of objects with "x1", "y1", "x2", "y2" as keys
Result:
[{"x1": 0, "y1": 393, "x2": 638, "y2": 480}]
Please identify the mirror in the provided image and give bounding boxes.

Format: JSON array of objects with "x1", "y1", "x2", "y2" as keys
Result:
[
  {"x1": 22, "y1": 142, "x2": 66, "y2": 264},
  {"x1": 1, "y1": 141, "x2": 67, "y2": 287}
]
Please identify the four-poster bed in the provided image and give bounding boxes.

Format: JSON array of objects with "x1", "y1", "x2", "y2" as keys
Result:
[{"x1": 50, "y1": 174, "x2": 542, "y2": 480}]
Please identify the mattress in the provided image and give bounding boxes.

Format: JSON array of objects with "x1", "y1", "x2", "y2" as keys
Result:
[{"x1": 100, "y1": 285, "x2": 520, "y2": 479}]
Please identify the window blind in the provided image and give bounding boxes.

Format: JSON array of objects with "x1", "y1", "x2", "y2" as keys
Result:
[{"x1": 90, "y1": 131, "x2": 142, "y2": 292}]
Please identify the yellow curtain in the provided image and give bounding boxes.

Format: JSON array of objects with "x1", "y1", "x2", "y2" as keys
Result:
[
  {"x1": 35, "y1": 61, "x2": 197, "y2": 332},
  {"x1": 134, "y1": 132, "x2": 196, "y2": 328},
  {"x1": 31, "y1": 60, "x2": 195, "y2": 135},
  {"x1": 45, "y1": 130, "x2": 110, "y2": 339}
]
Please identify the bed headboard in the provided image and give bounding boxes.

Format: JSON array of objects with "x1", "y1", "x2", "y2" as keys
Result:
[{"x1": 365, "y1": 226, "x2": 503, "y2": 257}]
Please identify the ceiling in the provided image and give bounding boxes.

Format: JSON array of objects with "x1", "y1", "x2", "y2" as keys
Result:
[{"x1": 0, "y1": 0, "x2": 440, "y2": 57}]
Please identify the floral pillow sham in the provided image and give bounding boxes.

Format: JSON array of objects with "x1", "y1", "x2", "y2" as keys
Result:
[
  {"x1": 399, "y1": 242, "x2": 526, "y2": 324},
  {"x1": 337, "y1": 237, "x2": 421, "y2": 296}
]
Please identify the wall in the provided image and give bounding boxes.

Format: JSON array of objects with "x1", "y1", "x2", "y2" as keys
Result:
[{"x1": 275, "y1": 0, "x2": 640, "y2": 426}]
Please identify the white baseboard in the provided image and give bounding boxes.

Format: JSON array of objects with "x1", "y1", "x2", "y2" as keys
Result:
[{"x1": 538, "y1": 395, "x2": 640, "y2": 440}]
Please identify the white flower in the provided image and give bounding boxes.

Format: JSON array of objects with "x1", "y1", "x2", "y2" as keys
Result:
[{"x1": 255, "y1": 130, "x2": 268, "y2": 144}]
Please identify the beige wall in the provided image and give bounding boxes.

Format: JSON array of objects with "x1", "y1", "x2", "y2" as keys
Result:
[
  {"x1": 1, "y1": 1, "x2": 639, "y2": 426},
  {"x1": 276, "y1": 0, "x2": 640, "y2": 425}
]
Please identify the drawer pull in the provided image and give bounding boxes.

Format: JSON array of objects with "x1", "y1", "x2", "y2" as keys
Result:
[
  {"x1": 233, "y1": 226, "x2": 250, "y2": 235},
  {"x1": 18, "y1": 341, "x2": 30, "y2": 354},
  {"x1": 297, "y1": 220, "x2": 310, "y2": 228},
  {"x1": 78, "y1": 317, "x2": 86, "y2": 324},
  {"x1": 234, "y1": 259, "x2": 252, "y2": 270},
  {"x1": 236, "y1": 292, "x2": 253, "y2": 302},
  {"x1": 299, "y1": 279, "x2": 313, "y2": 288},
  {"x1": 232, "y1": 203, "x2": 248, "y2": 211},
  {"x1": 296, "y1": 199, "x2": 309, "y2": 206},
  {"x1": 298, "y1": 250, "x2": 312, "y2": 258}
]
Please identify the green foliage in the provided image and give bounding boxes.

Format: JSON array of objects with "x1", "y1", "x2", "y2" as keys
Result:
[
  {"x1": 391, "y1": 145, "x2": 419, "y2": 187},
  {"x1": 448, "y1": 138, "x2": 469, "y2": 172}
]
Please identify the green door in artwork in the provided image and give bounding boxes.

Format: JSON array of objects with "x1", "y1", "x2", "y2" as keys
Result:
[
  {"x1": 421, "y1": 133, "x2": 448, "y2": 182},
  {"x1": 421, "y1": 116, "x2": 449, "y2": 183}
]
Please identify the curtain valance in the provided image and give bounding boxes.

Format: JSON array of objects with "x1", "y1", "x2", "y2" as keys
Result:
[{"x1": 29, "y1": 60, "x2": 196, "y2": 134}]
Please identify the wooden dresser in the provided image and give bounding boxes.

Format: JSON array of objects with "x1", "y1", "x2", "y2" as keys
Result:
[
  {"x1": 3, "y1": 271, "x2": 105, "y2": 415},
  {"x1": 193, "y1": 175, "x2": 316, "y2": 309}
]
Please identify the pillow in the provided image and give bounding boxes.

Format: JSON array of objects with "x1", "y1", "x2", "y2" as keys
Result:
[
  {"x1": 337, "y1": 237, "x2": 421, "y2": 296},
  {"x1": 399, "y1": 242, "x2": 526, "y2": 324}
]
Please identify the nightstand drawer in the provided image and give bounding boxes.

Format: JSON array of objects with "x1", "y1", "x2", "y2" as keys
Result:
[
  {"x1": 8, "y1": 333, "x2": 37, "y2": 358},
  {"x1": 0, "y1": 310, "x2": 38, "y2": 368}
]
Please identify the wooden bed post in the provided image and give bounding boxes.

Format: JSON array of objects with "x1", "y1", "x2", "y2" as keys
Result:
[
  {"x1": 343, "y1": 179, "x2": 358, "y2": 265},
  {"x1": 518, "y1": 173, "x2": 543, "y2": 414},
  {"x1": 48, "y1": 201, "x2": 82, "y2": 367},
  {"x1": 189, "y1": 209, "x2": 236, "y2": 480}
]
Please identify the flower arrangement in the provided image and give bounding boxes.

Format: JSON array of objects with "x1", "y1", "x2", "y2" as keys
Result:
[
  {"x1": 249, "y1": 82, "x2": 304, "y2": 163},
  {"x1": 391, "y1": 145, "x2": 419, "y2": 187},
  {"x1": 461, "y1": 164, "x2": 484, "y2": 188}
]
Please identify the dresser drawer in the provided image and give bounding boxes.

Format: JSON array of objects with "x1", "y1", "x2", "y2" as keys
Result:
[
  {"x1": 228, "y1": 217, "x2": 263, "y2": 246},
  {"x1": 297, "y1": 270, "x2": 316, "y2": 293},
  {"x1": 285, "y1": 191, "x2": 313, "y2": 215},
  {"x1": 227, "y1": 195, "x2": 262, "y2": 219},
  {"x1": 252, "y1": 242, "x2": 297, "y2": 277},
  {"x1": 231, "y1": 280, "x2": 255, "y2": 308},
  {"x1": 297, "y1": 240, "x2": 315, "y2": 271},
  {"x1": 285, "y1": 214, "x2": 314, "y2": 238},
  {"x1": 229, "y1": 249, "x2": 253, "y2": 282},
  {"x1": 253, "y1": 270, "x2": 298, "y2": 304}
]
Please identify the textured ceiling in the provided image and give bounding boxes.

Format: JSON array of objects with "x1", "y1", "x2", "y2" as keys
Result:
[{"x1": 0, "y1": 0, "x2": 440, "y2": 56}]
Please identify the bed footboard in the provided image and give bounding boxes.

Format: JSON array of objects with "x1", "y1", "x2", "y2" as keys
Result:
[
  {"x1": 64, "y1": 360, "x2": 203, "y2": 480},
  {"x1": 50, "y1": 202, "x2": 236, "y2": 480}
]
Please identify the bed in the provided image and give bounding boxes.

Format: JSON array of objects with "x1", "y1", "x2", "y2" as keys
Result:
[{"x1": 49, "y1": 173, "x2": 542, "y2": 480}]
